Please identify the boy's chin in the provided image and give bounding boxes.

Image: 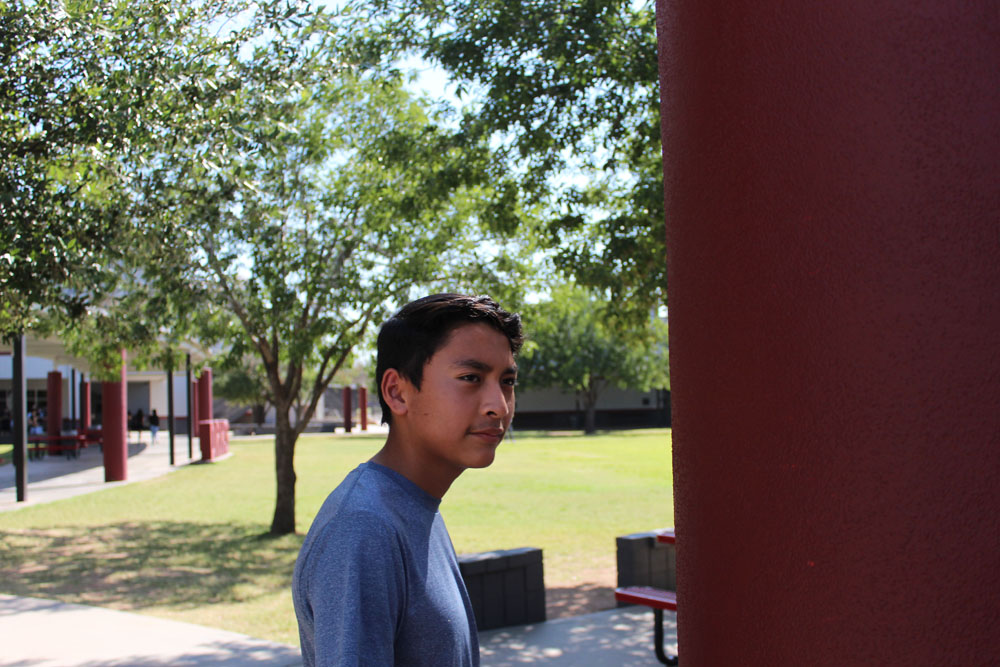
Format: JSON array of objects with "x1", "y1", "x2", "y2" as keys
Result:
[{"x1": 466, "y1": 448, "x2": 499, "y2": 469}]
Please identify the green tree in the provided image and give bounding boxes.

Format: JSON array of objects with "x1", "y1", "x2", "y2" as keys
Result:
[
  {"x1": 0, "y1": 0, "x2": 257, "y2": 336},
  {"x1": 518, "y1": 285, "x2": 668, "y2": 434},
  {"x1": 0, "y1": 0, "x2": 530, "y2": 531},
  {"x1": 130, "y1": 5, "x2": 529, "y2": 533},
  {"x1": 352, "y1": 0, "x2": 665, "y2": 326},
  {"x1": 3, "y1": 0, "x2": 534, "y2": 533}
]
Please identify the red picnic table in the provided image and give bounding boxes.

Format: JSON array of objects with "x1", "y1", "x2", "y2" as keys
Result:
[
  {"x1": 615, "y1": 528, "x2": 678, "y2": 665},
  {"x1": 28, "y1": 431, "x2": 102, "y2": 460}
]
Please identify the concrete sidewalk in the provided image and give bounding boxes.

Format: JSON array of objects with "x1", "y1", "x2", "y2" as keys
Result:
[
  {"x1": 0, "y1": 594, "x2": 673, "y2": 667},
  {"x1": 479, "y1": 606, "x2": 675, "y2": 666},
  {"x1": 0, "y1": 595, "x2": 303, "y2": 667},
  {"x1": 0, "y1": 433, "x2": 201, "y2": 512},
  {"x1": 0, "y1": 429, "x2": 388, "y2": 512}
]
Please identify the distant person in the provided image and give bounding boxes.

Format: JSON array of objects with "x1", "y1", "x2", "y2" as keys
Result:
[
  {"x1": 293, "y1": 294, "x2": 523, "y2": 666},
  {"x1": 28, "y1": 410, "x2": 42, "y2": 435},
  {"x1": 149, "y1": 409, "x2": 160, "y2": 445}
]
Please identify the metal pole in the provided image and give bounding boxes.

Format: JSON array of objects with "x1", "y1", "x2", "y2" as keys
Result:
[
  {"x1": 12, "y1": 335, "x2": 27, "y2": 502},
  {"x1": 185, "y1": 353, "x2": 193, "y2": 459},
  {"x1": 167, "y1": 356, "x2": 175, "y2": 466}
]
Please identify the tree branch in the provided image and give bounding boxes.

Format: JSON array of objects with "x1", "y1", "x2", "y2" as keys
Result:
[
  {"x1": 293, "y1": 302, "x2": 380, "y2": 438},
  {"x1": 200, "y1": 236, "x2": 277, "y2": 369}
]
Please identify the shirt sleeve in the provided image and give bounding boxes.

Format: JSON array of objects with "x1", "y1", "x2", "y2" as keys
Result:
[{"x1": 300, "y1": 511, "x2": 406, "y2": 666}]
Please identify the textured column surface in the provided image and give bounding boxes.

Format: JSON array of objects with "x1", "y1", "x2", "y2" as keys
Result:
[
  {"x1": 198, "y1": 368, "x2": 213, "y2": 422},
  {"x1": 79, "y1": 379, "x2": 91, "y2": 430},
  {"x1": 655, "y1": 1, "x2": 999, "y2": 663},
  {"x1": 342, "y1": 387, "x2": 352, "y2": 433},
  {"x1": 12, "y1": 335, "x2": 27, "y2": 501},
  {"x1": 102, "y1": 351, "x2": 128, "y2": 482},
  {"x1": 191, "y1": 377, "x2": 200, "y2": 431},
  {"x1": 45, "y1": 371, "x2": 62, "y2": 435}
]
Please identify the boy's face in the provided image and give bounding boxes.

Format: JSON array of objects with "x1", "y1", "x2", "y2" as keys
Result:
[{"x1": 402, "y1": 322, "x2": 517, "y2": 475}]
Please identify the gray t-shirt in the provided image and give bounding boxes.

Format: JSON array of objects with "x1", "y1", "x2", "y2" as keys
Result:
[{"x1": 293, "y1": 461, "x2": 479, "y2": 666}]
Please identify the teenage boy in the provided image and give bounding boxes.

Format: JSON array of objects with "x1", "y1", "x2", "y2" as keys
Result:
[{"x1": 293, "y1": 293, "x2": 523, "y2": 666}]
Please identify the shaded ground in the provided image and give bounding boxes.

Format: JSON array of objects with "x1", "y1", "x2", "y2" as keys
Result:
[
  {"x1": 0, "y1": 522, "x2": 299, "y2": 611},
  {"x1": 546, "y1": 581, "x2": 616, "y2": 619},
  {"x1": 0, "y1": 441, "x2": 149, "y2": 483},
  {"x1": 0, "y1": 520, "x2": 616, "y2": 638}
]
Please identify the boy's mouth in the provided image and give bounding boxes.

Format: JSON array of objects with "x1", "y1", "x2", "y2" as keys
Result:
[{"x1": 469, "y1": 427, "x2": 505, "y2": 442}]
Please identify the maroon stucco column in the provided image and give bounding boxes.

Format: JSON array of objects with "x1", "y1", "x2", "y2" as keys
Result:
[
  {"x1": 359, "y1": 386, "x2": 368, "y2": 431},
  {"x1": 79, "y1": 378, "x2": 91, "y2": 430},
  {"x1": 191, "y1": 377, "x2": 200, "y2": 433},
  {"x1": 101, "y1": 351, "x2": 127, "y2": 482},
  {"x1": 342, "y1": 387, "x2": 352, "y2": 433},
  {"x1": 45, "y1": 371, "x2": 62, "y2": 434},
  {"x1": 656, "y1": 2, "x2": 999, "y2": 663},
  {"x1": 197, "y1": 368, "x2": 213, "y2": 422}
]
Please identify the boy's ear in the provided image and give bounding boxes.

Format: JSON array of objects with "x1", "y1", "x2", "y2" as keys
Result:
[{"x1": 380, "y1": 368, "x2": 410, "y2": 418}]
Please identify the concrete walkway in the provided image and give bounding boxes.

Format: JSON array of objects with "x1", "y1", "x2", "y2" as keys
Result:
[
  {"x1": 0, "y1": 595, "x2": 303, "y2": 667},
  {"x1": 0, "y1": 432, "x2": 675, "y2": 666},
  {"x1": 0, "y1": 594, "x2": 673, "y2": 667},
  {"x1": 479, "y1": 607, "x2": 675, "y2": 666},
  {"x1": 0, "y1": 432, "x2": 202, "y2": 511}
]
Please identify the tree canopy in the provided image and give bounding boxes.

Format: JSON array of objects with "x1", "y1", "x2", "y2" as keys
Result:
[
  {"x1": 351, "y1": 0, "x2": 666, "y2": 324},
  {"x1": 136, "y1": 3, "x2": 535, "y2": 533},
  {"x1": 2, "y1": 0, "x2": 535, "y2": 533},
  {"x1": 0, "y1": 0, "x2": 259, "y2": 336}
]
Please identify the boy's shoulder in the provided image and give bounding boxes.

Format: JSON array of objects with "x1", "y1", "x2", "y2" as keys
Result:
[
  {"x1": 303, "y1": 462, "x2": 438, "y2": 549},
  {"x1": 308, "y1": 463, "x2": 396, "y2": 532},
  {"x1": 295, "y1": 461, "x2": 443, "y2": 590},
  {"x1": 296, "y1": 465, "x2": 399, "y2": 576}
]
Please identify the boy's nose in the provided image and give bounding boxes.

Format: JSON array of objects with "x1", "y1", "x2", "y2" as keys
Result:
[{"x1": 483, "y1": 382, "x2": 511, "y2": 418}]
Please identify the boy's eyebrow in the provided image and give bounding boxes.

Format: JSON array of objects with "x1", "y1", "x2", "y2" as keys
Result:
[{"x1": 452, "y1": 358, "x2": 518, "y2": 375}]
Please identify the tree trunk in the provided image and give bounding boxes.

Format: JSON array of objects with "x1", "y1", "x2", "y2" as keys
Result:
[
  {"x1": 582, "y1": 381, "x2": 601, "y2": 435},
  {"x1": 583, "y1": 402, "x2": 597, "y2": 434},
  {"x1": 270, "y1": 407, "x2": 298, "y2": 534}
]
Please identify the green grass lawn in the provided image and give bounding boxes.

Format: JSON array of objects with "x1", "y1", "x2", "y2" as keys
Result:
[{"x1": 0, "y1": 429, "x2": 673, "y2": 645}]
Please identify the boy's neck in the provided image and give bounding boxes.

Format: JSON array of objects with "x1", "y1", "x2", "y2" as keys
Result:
[{"x1": 371, "y1": 430, "x2": 461, "y2": 500}]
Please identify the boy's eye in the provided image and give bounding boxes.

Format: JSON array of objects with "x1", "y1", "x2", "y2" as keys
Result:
[
  {"x1": 502, "y1": 377, "x2": 518, "y2": 387},
  {"x1": 459, "y1": 374, "x2": 480, "y2": 382}
]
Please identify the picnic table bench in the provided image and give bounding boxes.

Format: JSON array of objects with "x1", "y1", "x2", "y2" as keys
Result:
[
  {"x1": 28, "y1": 432, "x2": 101, "y2": 460},
  {"x1": 615, "y1": 529, "x2": 678, "y2": 665}
]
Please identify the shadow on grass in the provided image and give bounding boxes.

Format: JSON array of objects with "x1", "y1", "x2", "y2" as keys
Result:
[{"x1": 0, "y1": 521, "x2": 302, "y2": 612}]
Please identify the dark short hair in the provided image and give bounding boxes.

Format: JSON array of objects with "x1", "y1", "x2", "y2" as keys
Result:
[{"x1": 376, "y1": 293, "x2": 523, "y2": 425}]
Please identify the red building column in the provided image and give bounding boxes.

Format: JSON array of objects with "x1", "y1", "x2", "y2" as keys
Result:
[
  {"x1": 191, "y1": 377, "x2": 200, "y2": 434},
  {"x1": 101, "y1": 351, "x2": 127, "y2": 482},
  {"x1": 342, "y1": 387, "x2": 352, "y2": 433},
  {"x1": 197, "y1": 368, "x2": 213, "y2": 423},
  {"x1": 45, "y1": 371, "x2": 62, "y2": 434},
  {"x1": 358, "y1": 386, "x2": 367, "y2": 431},
  {"x1": 656, "y1": 2, "x2": 1000, "y2": 663},
  {"x1": 196, "y1": 368, "x2": 217, "y2": 462},
  {"x1": 79, "y1": 377, "x2": 91, "y2": 430}
]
